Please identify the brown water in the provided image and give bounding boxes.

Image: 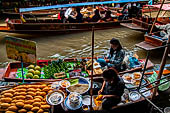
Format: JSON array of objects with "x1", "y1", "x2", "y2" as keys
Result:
[{"x1": 0, "y1": 26, "x2": 170, "y2": 67}]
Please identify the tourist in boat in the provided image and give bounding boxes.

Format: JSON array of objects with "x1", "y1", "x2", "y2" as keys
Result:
[
  {"x1": 91, "y1": 9, "x2": 101, "y2": 22},
  {"x1": 97, "y1": 38, "x2": 126, "y2": 72},
  {"x1": 102, "y1": 10, "x2": 113, "y2": 22},
  {"x1": 98, "y1": 68, "x2": 125, "y2": 110},
  {"x1": 64, "y1": 7, "x2": 76, "y2": 23},
  {"x1": 155, "y1": 23, "x2": 170, "y2": 40},
  {"x1": 75, "y1": 7, "x2": 83, "y2": 23}
]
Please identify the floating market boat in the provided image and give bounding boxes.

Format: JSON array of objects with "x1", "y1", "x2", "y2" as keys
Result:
[
  {"x1": 0, "y1": 75, "x2": 155, "y2": 113},
  {"x1": 136, "y1": 31, "x2": 167, "y2": 50},
  {"x1": 0, "y1": 0, "x2": 148, "y2": 34},
  {"x1": 120, "y1": 3, "x2": 170, "y2": 32},
  {"x1": 3, "y1": 57, "x2": 154, "y2": 82}
]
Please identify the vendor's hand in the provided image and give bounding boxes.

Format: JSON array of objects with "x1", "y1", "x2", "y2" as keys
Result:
[
  {"x1": 102, "y1": 95, "x2": 107, "y2": 99},
  {"x1": 98, "y1": 90, "x2": 102, "y2": 95}
]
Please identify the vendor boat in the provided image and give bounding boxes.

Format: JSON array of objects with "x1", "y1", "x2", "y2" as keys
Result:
[
  {"x1": 1, "y1": 57, "x2": 166, "y2": 113},
  {"x1": 120, "y1": 3, "x2": 170, "y2": 32}
]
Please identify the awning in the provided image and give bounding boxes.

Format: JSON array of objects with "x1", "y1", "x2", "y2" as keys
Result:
[
  {"x1": 19, "y1": 0, "x2": 148, "y2": 12},
  {"x1": 145, "y1": 3, "x2": 170, "y2": 11}
]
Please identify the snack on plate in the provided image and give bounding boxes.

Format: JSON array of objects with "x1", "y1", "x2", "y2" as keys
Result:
[
  {"x1": 125, "y1": 76, "x2": 132, "y2": 81},
  {"x1": 67, "y1": 84, "x2": 89, "y2": 94},
  {"x1": 94, "y1": 68, "x2": 103, "y2": 75},
  {"x1": 60, "y1": 80, "x2": 70, "y2": 88},
  {"x1": 134, "y1": 80, "x2": 140, "y2": 86},
  {"x1": 133, "y1": 73, "x2": 141, "y2": 79}
]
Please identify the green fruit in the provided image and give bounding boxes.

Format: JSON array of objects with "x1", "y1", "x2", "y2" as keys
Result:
[
  {"x1": 28, "y1": 69, "x2": 35, "y2": 74},
  {"x1": 28, "y1": 65, "x2": 34, "y2": 69},
  {"x1": 26, "y1": 73, "x2": 33, "y2": 78},
  {"x1": 35, "y1": 65, "x2": 41, "y2": 71},
  {"x1": 33, "y1": 75, "x2": 39, "y2": 79},
  {"x1": 34, "y1": 70, "x2": 41, "y2": 75}
]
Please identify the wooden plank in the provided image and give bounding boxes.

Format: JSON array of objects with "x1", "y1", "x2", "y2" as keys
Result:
[{"x1": 135, "y1": 41, "x2": 160, "y2": 51}]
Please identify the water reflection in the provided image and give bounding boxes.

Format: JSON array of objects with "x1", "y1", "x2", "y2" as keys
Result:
[{"x1": 0, "y1": 26, "x2": 169, "y2": 68}]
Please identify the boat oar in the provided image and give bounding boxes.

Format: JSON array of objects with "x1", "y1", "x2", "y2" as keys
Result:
[
  {"x1": 149, "y1": 0, "x2": 166, "y2": 35},
  {"x1": 90, "y1": 26, "x2": 95, "y2": 111}
]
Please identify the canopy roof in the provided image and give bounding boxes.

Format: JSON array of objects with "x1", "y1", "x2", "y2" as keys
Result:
[
  {"x1": 146, "y1": 3, "x2": 170, "y2": 11},
  {"x1": 20, "y1": 0, "x2": 148, "y2": 12}
]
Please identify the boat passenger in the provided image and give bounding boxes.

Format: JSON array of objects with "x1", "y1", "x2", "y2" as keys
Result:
[
  {"x1": 155, "y1": 23, "x2": 170, "y2": 40},
  {"x1": 64, "y1": 7, "x2": 76, "y2": 23},
  {"x1": 91, "y1": 9, "x2": 101, "y2": 22},
  {"x1": 75, "y1": 7, "x2": 83, "y2": 23},
  {"x1": 97, "y1": 38, "x2": 126, "y2": 72},
  {"x1": 98, "y1": 68, "x2": 125, "y2": 110},
  {"x1": 102, "y1": 10, "x2": 112, "y2": 22}
]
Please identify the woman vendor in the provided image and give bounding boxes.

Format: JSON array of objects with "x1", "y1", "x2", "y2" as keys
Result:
[
  {"x1": 98, "y1": 68, "x2": 125, "y2": 110},
  {"x1": 97, "y1": 38, "x2": 126, "y2": 72}
]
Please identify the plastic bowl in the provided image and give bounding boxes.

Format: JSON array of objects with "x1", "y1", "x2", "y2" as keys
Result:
[{"x1": 164, "y1": 107, "x2": 170, "y2": 113}]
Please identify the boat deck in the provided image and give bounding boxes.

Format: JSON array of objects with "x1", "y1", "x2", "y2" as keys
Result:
[{"x1": 135, "y1": 41, "x2": 160, "y2": 51}]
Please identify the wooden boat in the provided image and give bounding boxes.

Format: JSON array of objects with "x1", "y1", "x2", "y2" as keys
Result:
[
  {"x1": 135, "y1": 31, "x2": 167, "y2": 50},
  {"x1": 121, "y1": 3, "x2": 170, "y2": 32},
  {"x1": 0, "y1": 0, "x2": 150, "y2": 34},
  {"x1": 0, "y1": 73, "x2": 156, "y2": 113},
  {"x1": 3, "y1": 57, "x2": 154, "y2": 82},
  {"x1": 2, "y1": 9, "x2": 59, "y2": 17},
  {"x1": 1, "y1": 58, "x2": 160, "y2": 113},
  {"x1": 0, "y1": 19, "x2": 130, "y2": 34}
]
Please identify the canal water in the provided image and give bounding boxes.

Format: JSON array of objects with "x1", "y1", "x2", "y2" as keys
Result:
[{"x1": 1, "y1": 25, "x2": 170, "y2": 68}]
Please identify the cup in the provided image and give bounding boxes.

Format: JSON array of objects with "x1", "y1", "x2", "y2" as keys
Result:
[{"x1": 82, "y1": 105, "x2": 89, "y2": 111}]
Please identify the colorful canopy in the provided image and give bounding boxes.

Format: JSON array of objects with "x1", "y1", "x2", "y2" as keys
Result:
[
  {"x1": 146, "y1": 4, "x2": 170, "y2": 11},
  {"x1": 19, "y1": 0, "x2": 148, "y2": 12}
]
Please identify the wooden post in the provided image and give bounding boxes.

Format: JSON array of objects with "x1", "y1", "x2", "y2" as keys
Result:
[
  {"x1": 152, "y1": 35, "x2": 170, "y2": 99},
  {"x1": 149, "y1": 0, "x2": 166, "y2": 34},
  {"x1": 21, "y1": 56, "x2": 25, "y2": 83},
  {"x1": 90, "y1": 26, "x2": 95, "y2": 111}
]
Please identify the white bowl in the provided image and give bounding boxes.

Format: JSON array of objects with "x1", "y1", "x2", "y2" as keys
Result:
[{"x1": 46, "y1": 90, "x2": 65, "y2": 105}]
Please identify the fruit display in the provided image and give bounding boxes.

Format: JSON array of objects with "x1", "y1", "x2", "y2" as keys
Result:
[
  {"x1": 0, "y1": 84, "x2": 52, "y2": 113},
  {"x1": 26, "y1": 65, "x2": 41, "y2": 79},
  {"x1": 14, "y1": 59, "x2": 88, "y2": 80}
]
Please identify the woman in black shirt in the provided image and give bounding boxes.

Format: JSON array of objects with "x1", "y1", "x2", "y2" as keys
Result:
[{"x1": 98, "y1": 68, "x2": 125, "y2": 110}]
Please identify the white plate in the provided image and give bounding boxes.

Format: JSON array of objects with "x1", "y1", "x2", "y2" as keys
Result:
[
  {"x1": 64, "y1": 96, "x2": 82, "y2": 110},
  {"x1": 129, "y1": 91, "x2": 141, "y2": 101},
  {"x1": 139, "y1": 87, "x2": 151, "y2": 97},
  {"x1": 122, "y1": 73, "x2": 133, "y2": 84},
  {"x1": 59, "y1": 80, "x2": 70, "y2": 88},
  {"x1": 93, "y1": 62, "x2": 101, "y2": 69},
  {"x1": 82, "y1": 95, "x2": 95, "y2": 106}
]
